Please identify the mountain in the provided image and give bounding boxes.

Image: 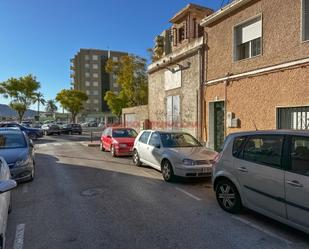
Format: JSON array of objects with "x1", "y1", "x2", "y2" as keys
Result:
[{"x1": 0, "y1": 104, "x2": 37, "y2": 119}]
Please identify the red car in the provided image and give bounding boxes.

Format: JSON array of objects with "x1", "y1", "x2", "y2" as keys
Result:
[{"x1": 100, "y1": 127, "x2": 138, "y2": 157}]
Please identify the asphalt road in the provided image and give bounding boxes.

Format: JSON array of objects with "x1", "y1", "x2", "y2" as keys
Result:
[{"x1": 5, "y1": 135, "x2": 309, "y2": 249}]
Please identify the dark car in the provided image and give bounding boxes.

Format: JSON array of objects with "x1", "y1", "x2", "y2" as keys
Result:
[
  {"x1": 0, "y1": 122, "x2": 43, "y2": 140},
  {"x1": 41, "y1": 124, "x2": 61, "y2": 135},
  {"x1": 0, "y1": 128, "x2": 35, "y2": 182},
  {"x1": 61, "y1": 124, "x2": 82, "y2": 135}
]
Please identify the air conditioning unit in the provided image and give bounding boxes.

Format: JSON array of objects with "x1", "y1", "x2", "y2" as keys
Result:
[{"x1": 231, "y1": 118, "x2": 240, "y2": 128}]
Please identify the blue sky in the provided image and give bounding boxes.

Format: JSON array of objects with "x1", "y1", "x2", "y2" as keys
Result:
[{"x1": 0, "y1": 0, "x2": 224, "y2": 109}]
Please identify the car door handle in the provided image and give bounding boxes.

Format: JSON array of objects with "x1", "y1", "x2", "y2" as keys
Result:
[
  {"x1": 286, "y1": 180, "x2": 303, "y2": 188},
  {"x1": 237, "y1": 167, "x2": 248, "y2": 172}
]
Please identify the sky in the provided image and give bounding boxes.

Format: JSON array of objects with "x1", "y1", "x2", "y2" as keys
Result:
[{"x1": 0, "y1": 0, "x2": 226, "y2": 110}]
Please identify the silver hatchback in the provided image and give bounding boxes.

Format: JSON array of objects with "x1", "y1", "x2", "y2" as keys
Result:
[
  {"x1": 212, "y1": 130, "x2": 309, "y2": 234},
  {"x1": 132, "y1": 130, "x2": 217, "y2": 182}
]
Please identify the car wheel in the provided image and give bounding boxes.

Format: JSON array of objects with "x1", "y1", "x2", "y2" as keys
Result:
[
  {"x1": 58, "y1": 132, "x2": 61, "y2": 135},
  {"x1": 29, "y1": 162, "x2": 35, "y2": 182},
  {"x1": 161, "y1": 160, "x2": 175, "y2": 182},
  {"x1": 28, "y1": 133, "x2": 37, "y2": 140},
  {"x1": 100, "y1": 142, "x2": 105, "y2": 151},
  {"x1": 110, "y1": 145, "x2": 116, "y2": 157},
  {"x1": 215, "y1": 179, "x2": 242, "y2": 214},
  {"x1": 133, "y1": 150, "x2": 142, "y2": 166}
]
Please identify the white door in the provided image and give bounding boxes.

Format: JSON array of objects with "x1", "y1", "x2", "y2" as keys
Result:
[
  {"x1": 136, "y1": 131, "x2": 151, "y2": 163},
  {"x1": 285, "y1": 135, "x2": 309, "y2": 229},
  {"x1": 234, "y1": 135, "x2": 286, "y2": 218}
]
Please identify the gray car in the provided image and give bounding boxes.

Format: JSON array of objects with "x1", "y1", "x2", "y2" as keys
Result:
[
  {"x1": 212, "y1": 130, "x2": 309, "y2": 234},
  {"x1": 0, "y1": 128, "x2": 35, "y2": 182},
  {"x1": 41, "y1": 124, "x2": 61, "y2": 136},
  {"x1": 132, "y1": 130, "x2": 217, "y2": 181}
]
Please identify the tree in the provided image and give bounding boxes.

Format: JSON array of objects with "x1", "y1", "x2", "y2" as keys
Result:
[
  {"x1": 45, "y1": 99, "x2": 58, "y2": 117},
  {"x1": 0, "y1": 74, "x2": 41, "y2": 122},
  {"x1": 56, "y1": 89, "x2": 88, "y2": 123},
  {"x1": 34, "y1": 92, "x2": 46, "y2": 120},
  {"x1": 104, "y1": 55, "x2": 148, "y2": 117}
]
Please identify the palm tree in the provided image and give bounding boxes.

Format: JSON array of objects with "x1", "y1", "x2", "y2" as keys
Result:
[
  {"x1": 45, "y1": 99, "x2": 58, "y2": 118},
  {"x1": 33, "y1": 92, "x2": 46, "y2": 121}
]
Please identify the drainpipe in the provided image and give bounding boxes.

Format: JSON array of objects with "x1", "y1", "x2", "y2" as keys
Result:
[{"x1": 198, "y1": 38, "x2": 205, "y2": 143}]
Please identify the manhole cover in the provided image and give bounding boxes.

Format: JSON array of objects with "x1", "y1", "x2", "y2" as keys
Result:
[{"x1": 80, "y1": 188, "x2": 104, "y2": 197}]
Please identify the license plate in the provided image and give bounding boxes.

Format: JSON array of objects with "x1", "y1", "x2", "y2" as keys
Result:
[{"x1": 202, "y1": 167, "x2": 211, "y2": 173}]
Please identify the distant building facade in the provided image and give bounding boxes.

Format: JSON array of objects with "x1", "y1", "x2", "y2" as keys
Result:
[{"x1": 71, "y1": 49, "x2": 127, "y2": 123}]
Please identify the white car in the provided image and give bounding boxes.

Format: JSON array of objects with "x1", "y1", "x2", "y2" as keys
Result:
[
  {"x1": 132, "y1": 130, "x2": 217, "y2": 181},
  {"x1": 0, "y1": 157, "x2": 17, "y2": 248},
  {"x1": 212, "y1": 130, "x2": 309, "y2": 234}
]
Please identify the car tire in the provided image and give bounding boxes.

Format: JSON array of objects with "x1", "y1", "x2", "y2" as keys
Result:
[
  {"x1": 100, "y1": 142, "x2": 105, "y2": 151},
  {"x1": 58, "y1": 132, "x2": 61, "y2": 135},
  {"x1": 29, "y1": 161, "x2": 35, "y2": 182},
  {"x1": 133, "y1": 150, "x2": 142, "y2": 167},
  {"x1": 161, "y1": 160, "x2": 175, "y2": 182},
  {"x1": 110, "y1": 145, "x2": 116, "y2": 157},
  {"x1": 28, "y1": 133, "x2": 37, "y2": 140},
  {"x1": 215, "y1": 179, "x2": 242, "y2": 214}
]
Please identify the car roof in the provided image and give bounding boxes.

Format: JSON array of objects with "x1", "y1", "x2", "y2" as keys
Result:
[
  {"x1": 0, "y1": 127, "x2": 23, "y2": 134},
  {"x1": 229, "y1": 129, "x2": 309, "y2": 137}
]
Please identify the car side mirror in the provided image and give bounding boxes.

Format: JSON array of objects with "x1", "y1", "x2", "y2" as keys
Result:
[
  {"x1": 155, "y1": 143, "x2": 161, "y2": 149},
  {"x1": 0, "y1": 180, "x2": 17, "y2": 194}
]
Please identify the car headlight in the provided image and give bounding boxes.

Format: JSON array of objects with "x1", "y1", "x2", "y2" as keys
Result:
[
  {"x1": 182, "y1": 159, "x2": 196, "y2": 166},
  {"x1": 118, "y1": 144, "x2": 127, "y2": 148},
  {"x1": 15, "y1": 157, "x2": 31, "y2": 167}
]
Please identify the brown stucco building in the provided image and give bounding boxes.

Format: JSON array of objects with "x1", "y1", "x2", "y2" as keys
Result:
[{"x1": 201, "y1": 0, "x2": 309, "y2": 150}]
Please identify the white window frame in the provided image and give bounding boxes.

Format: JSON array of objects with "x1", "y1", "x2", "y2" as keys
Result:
[
  {"x1": 93, "y1": 73, "x2": 98, "y2": 78},
  {"x1": 85, "y1": 55, "x2": 90, "y2": 60},
  {"x1": 85, "y1": 63, "x2": 90, "y2": 68},
  {"x1": 92, "y1": 64, "x2": 98, "y2": 69},
  {"x1": 93, "y1": 81, "x2": 99, "y2": 87},
  {"x1": 233, "y1": 15, "x2": 262, "y2": 62},
  {"x1": 92, "y1": 55, "x2": 99, "y2": 61},
  {"x1": 85, "y1": 81, "x2": 90, "y2": 86},
  {"x1": 302, "y1": 0, "x2": 309, "y2": 41},
  {"x1": 93, "y1": 90, "x2": 99, "y2": 95},
  {"x1": 85, "y1": 72, "x2": 90, "y2": 78}
]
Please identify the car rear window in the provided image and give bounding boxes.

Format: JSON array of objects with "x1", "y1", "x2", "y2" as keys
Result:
[
  {"x1": 139, "y1": 131, "x2": 151, "y2": 144},
  {"x1": 0, "y1": 133, "x2": 26, "y2": 149},
  {"x1": 232, "y1": 136, "x2": 246, "y2": 158}
]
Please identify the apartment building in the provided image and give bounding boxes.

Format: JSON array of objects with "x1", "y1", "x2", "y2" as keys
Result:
[
  {"x1": 146, "y1": 4, "x2": 213, "y2": 139},
  {"x1": 71, "y1": 49, "x2": 127, "y2": 123},
  {"x1": 201, "y1": 0, "x2": 309, "y2": 150}
]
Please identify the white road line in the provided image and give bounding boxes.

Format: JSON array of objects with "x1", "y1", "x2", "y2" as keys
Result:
[
  {"x1": 232, "y1": 216, "x2": 293, "y2": 246},
  {"x1": 175, "y1": 187, "x2": 202, "y2": 201},
  {"x1": 13, "y1": 223, "x2": 25, "y2": 249},
  {"x1": 53, "y1": 143, "x2": 61, "y2": 146},
  {"x1": 21, "y1": 184, "x2": 28, "y2": 194}
]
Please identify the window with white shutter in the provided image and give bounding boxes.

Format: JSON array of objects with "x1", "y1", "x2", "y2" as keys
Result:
[
  {"x1": 303, "y1": 0, "x2": 309, "y2": 41},
  {"x1": 234, "y1": 16, "x2": 262, "y2": 61}
]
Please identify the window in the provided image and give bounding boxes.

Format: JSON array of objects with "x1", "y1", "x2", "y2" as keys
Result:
[
  {"x1": 93, "y1": 90, "x2": 98, "y2": 95},
  {"x1": 93, "y1": 99, "x2": 98, "y2": 104},
  {"x1": 235, "y1": 16, "x2": 262, "y2": 60},
  {"x1": 139, "y1": 131, "x2": 151, "y2": 144},
  {"x1": 93, "y1": 81, "x2": 98, "y2": 87},
  {"x1": 232, "y1": 136, "x2": 246, "y2": 158},
  {"x1": 85, "y1": 55, "x2": 89, "y2": 60},
  {"x1": 113, "y1": 83, "x2": 118, "y2": 88},
  {"x1": 243, "y1": 135, "x2": 283, "y2": 168},
  {"x1": 303, "y1": 0, "x2": 309, "y2": 41},
  {"x1": 112, "y1": 57, "x2": 118, "y2": 62},
  {"x1": 167, "y1": 95, "x2": 180, "y2": 130},
  {"x1": 85, "y1": 72, "x2": 90, "y2": 78},
  {"x1": 93, "y1": 73, "x2": 98, "y2": 78},
  {"x1": 85, "y1": 81, "x2": 90, "y2": 86},
  {"x1": 92, "y1": 55, "x2": 98, "y2": 61},
  {"x1": 86, "y1": 90, "x2": 90, "y2": 95},
  {"x1": 85, "y1": 63, "x2": 90, "y2": 68},
  {"x1": 178, "y1": 26, "x2": 185, "y2": 43},
  {"x1": 149, "y1": 133, "x2": 160, "y2": 147},
  {"x1": 290, "y1": 136, "x2": 309, "y2": 176},
  {"x1": 277, "y1": 106, "x2": 309, "y2": 130},
  {"x1": 92, "y1": 64, "x2": 98, "y2": 69}
]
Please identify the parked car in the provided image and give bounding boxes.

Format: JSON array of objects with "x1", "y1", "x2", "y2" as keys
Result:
[
  {"x1": 61, "y1": 124, "x2": 82, "y2": 135},
  {"x1": 0, "y1": 128, "x2": 35, "y2": 182},
  {"x1": 88, "y1": 121, "x2": 98, "y2": 127},
  {"x1": 132, "y1": 130, "x2": 217, "y2": 182},
  {"x1": 0, "y1": 122, "x2": 43, "y2": 140},
  {"x1": 100, "y1": 127, "x2": 138, "y2": 157},
  {"x1": 212, "y1": 130, "x2": 309, "y2": 234},
  {"x1": 41, "y1": 124, "x2": 61, "y2": 135},
  {"x1": 0, "y1": 156, "x2": 17, "y2": 249}
]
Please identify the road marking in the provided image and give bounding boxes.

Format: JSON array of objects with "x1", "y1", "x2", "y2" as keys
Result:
[
  {"x1": 21, "y1": 184, "x2": 28, "y2": 194},
  {"x1": 53, "y1": 143, "x2": 62, "y2": 146},
  {"x1": 13, "y1": 223, "x2": 25, "y2": 249},
  {"x1": 175, "y1": 187, "x2": 202, "y2": 201},
  {"x1": 232, "y1": 216, "x2": 293, "y2": 246}
]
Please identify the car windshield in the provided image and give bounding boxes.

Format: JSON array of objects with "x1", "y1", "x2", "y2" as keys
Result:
[
  {"x1": 112, "y1": 129, "x2": 137, "y2": 138},
  {"x1": 160, "y1": 132, "x2": 202, "y2": 148},
  {"x1": 0, "y1": 133, "x2": 26, "y2": 149}
]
